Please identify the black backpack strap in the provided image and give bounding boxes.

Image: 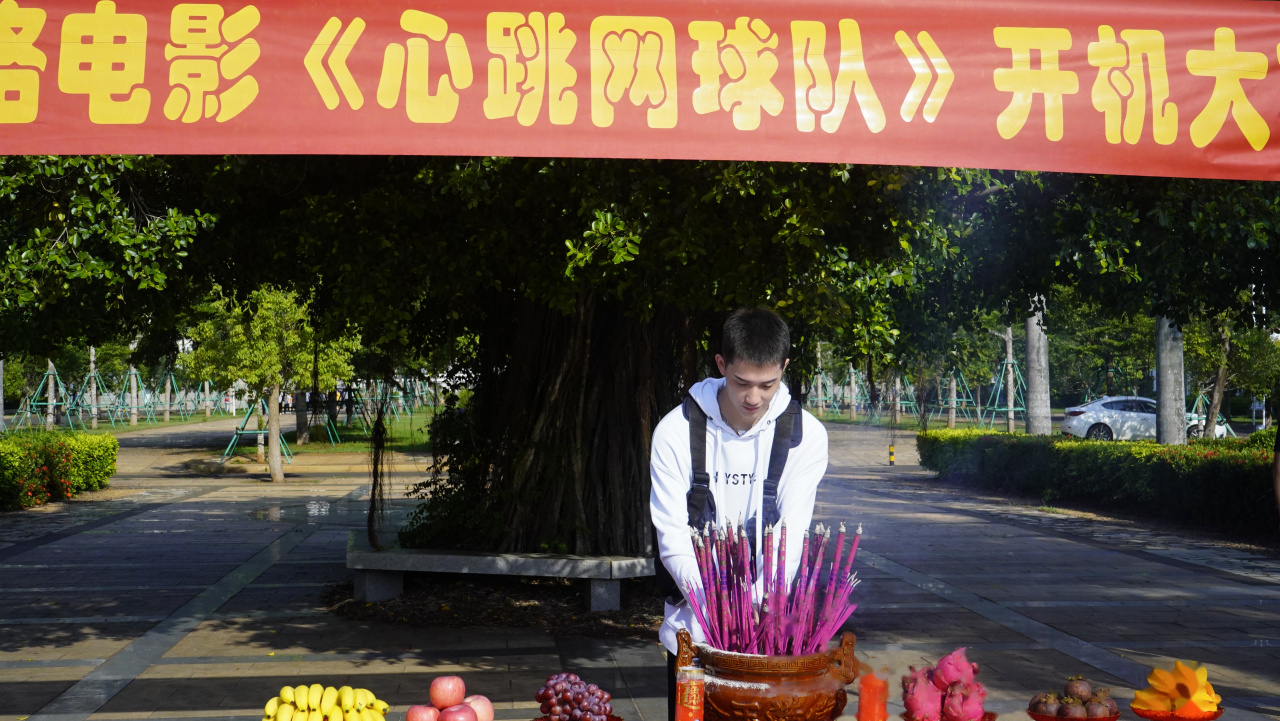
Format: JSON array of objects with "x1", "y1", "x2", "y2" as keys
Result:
[
  {"x1": 654, "y1": 396, "x2": 719, "y2": 606},
  {"x1": 761, "y1": 401, "x2": 803, "y2": 530},
  {"x1": 684, "y1": 396, "x2": 717, "y2": 529}
]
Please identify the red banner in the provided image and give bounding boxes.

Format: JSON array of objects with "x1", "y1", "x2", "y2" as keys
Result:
[{"x1": 4, "y1": 0, "x2": 1280, "y2": 180}]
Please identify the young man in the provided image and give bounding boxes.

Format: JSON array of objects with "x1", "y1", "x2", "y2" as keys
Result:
[{"x1": 649, "y1": 308, "x2": 829, "y2": 717}]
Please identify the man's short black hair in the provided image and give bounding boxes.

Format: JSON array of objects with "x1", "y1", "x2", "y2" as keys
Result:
[{"x1": 721, "y1": 308, "x2": 790, "y2": 367}]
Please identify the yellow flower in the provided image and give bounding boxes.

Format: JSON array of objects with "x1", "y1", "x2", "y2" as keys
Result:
[
  {"x1": 1132, "y1": 690, "x2": 1173, "y2": 712},
  {"x1": 1132, "y1": 660, "x2": 1220, "y2": 716}
]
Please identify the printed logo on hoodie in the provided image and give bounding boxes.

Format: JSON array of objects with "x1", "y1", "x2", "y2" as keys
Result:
[{"x1": 713, "y1": 471, "x2": 757, "y2": 486}]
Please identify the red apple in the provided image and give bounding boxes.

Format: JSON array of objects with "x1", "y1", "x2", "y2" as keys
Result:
[
  {"x1": 430, "y1": 677, "x2": 467, "y2": 710},
  {"x1": 407, "y1": 706, "x2": 440, "y2": 721},
  {"x1": 463, "y1": 696, "x2": 493, "y2": 721},
  {"x1": 439, "y1": 705, "x2": 478, "y2": 721}
]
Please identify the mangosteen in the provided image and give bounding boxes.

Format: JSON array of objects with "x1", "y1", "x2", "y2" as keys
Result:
[
  {"x1": 1084, "y1": 700, "x2": 1110, "y2": 718},
  {"x1": 1057, "y1": 698, "x2": 1087, "y2": 719},
  {"x1": 1029, "y1": 692, "x2": 1061, "y2": 716},
  {"x1": 1090, "y1": 690, "x2": 1117, "y2": 716},
  {"x1": 1031, "y1": 699, "x2": 1062, "y2": 716},
  {"x1": 1064, "y1": 677, "x2": 1092, "y2": 701}
]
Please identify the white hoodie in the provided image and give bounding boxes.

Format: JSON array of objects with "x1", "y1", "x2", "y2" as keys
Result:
[{"x1": 649, "y1": 377, "x2": 828, "y2": 653}]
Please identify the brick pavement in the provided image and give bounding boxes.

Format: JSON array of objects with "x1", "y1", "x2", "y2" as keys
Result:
[{"x1": 0, "y1": 420, "x2": 1277, "y2": 721}]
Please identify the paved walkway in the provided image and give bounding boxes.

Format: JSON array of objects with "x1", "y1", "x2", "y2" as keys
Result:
[{"x1": 1, "y1": 421, "x2": 1277, "y2": 721}]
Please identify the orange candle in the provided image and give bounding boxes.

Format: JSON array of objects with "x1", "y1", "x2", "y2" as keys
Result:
[
  {"x1": 857, "y1": 670, "x2": 889, "y2": 721},
  {"x1": 676, "y1": 666, "x2": 705, "y2": 721}
]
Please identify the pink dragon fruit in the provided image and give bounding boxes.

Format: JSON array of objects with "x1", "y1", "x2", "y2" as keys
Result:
[
  {"x1": 960, "y1": 682, "x2": 987, "y2": 721},
  {"x1": 941, "y1": 681, "x2": 988, "y2": 721},
  {"x1": 902, "y1": 667, "x2": 944, "y2": 721},
  {"x1": 932, "y1": 647, "x2": 979, "y2": 690}
]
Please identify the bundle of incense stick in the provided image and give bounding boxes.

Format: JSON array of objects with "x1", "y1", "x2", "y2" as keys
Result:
[{"x1": 683, "y1": 520, "x2": 861, "y2": 655}]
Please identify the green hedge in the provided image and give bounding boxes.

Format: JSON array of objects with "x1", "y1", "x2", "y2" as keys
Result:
[
  {"x1": 66, "y1": 433, "x2": 118, "y2": 493},
  {"x1": 0, "y1": 431, "x2": 118, "y2": 511},
  {"x1": 917, "y1": 429, "x2": 1278, "y2": 534}
]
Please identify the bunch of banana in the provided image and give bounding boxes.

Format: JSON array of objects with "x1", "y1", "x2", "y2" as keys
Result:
[{"x1": 264, "y1": 684, "x2": 391, "y2": 721}]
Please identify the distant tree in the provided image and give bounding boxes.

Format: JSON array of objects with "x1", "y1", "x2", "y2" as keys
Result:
[
  {"x1": 182, "y1": 286, "x2": 358, "y2": 481},
  {"x1": 0, "y1": 156, "x2": 212, "y2": 355}
]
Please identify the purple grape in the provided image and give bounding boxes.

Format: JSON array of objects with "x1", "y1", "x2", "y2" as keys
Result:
[
  {"x1": 586, "y1": 684, "x2": 599, "y2": 694},
  {"x1": 600, "y1": 693, "x2": 611, "y2": 704},
  {"x1": 603, "y1": 704, "x2": 612, "y2": 715}
]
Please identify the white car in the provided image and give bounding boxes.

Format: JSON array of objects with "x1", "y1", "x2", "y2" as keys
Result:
[{"x1": 1060, "y1": 396, "x2": 1228, "y2": 440}]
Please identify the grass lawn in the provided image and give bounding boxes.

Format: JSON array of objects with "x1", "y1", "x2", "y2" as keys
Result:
[
  {"x1": 810, "y1": 406, "x2": 1070, "y2": 431},
  {"x1": 276, "y1": 409, "x2": 433, "y2": 455},
  {"x1": 11, "y1": 410, "x2": 239, "y2": 435}
]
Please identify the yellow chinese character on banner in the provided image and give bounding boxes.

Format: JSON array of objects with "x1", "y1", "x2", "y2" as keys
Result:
[
  {"x1": 993, "y1": 27, "x2": 1078, "y2": 141},
  {"x1": 1186, "y1": 28, "x2": 1268, "y2": 150},
  {"x1": 589, "y1": 16, "x2": 676, "y2": 128},
  {"x1": 485, "y1": 11, "x2": 576, "y2": 125},
  {"x1": 1088, "y1": 26, "x2": 1177, "y2": 145},
  {"x1": 164, "y1": 4, "x2": 260, "y2": 123},
  {"x1": 378, "y1": 10, "x2": 473, "y2": 124},
  {"x1": 791, "y1": 19, "x2": 884, "y2": 134},
  {"x1": 59, "y1": 0, "x2": 150, "y2": 124},
  {"x1": 0, "y1": 0, "x2": 46, "y2": 124},
  {"x1": 688, "y1": 17, "x2": 782, "y2": 131}
]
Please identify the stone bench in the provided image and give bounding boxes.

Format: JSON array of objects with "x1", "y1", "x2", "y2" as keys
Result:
[{"x1": 346, "y1": 532, "x2": 654, "y2": 612}]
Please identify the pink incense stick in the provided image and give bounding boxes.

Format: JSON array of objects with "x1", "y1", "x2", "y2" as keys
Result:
[
  {"x1": 791, "y1": 530, "x2": 811, "y2": 618},
  {"x1": 841, "y1": 523, "x2": 862, "y2": 580},
  {"x1": 774, "y1": 521, "x2": 787, "y2": 652},
  {"x1": 824, "y1": 522, "x2": 846, "y2": 614},
  {"x1": 685, "y1": 520, "x2": 862, "y2": 655},
  {"x1": 800, "y1": 525, "x2": 830, "y2": 650}
]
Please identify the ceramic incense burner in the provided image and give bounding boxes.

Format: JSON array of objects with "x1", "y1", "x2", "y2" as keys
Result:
[{"x1": 676, "y1": 629, "x2": 859, "y2": 721}]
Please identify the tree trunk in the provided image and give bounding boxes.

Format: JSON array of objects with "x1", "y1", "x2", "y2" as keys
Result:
[
  {"x1": 1155, "y1": 315, "x2": 1186, "y2": 445},
  {"x1": 296, "y1": 390, "x2": 310, "y2": 444},
  {"x1": 1273, "y1": 418, "x2": 1280, "y2": 532},
  {"x1": 947, "y1": 375, "x2": 957, "y2": 429},
  {"x1": 891, "y1": 375, "x2": 901, "y2": 423},
  {"x1": 267, "y1": 384, "x2": 284, "y2": 481},
  {"x1": 848, "y1": 364, "x2": 856, "y2": 421},
  {"x1": 1205, "y1": 322, "x2": 1230, "y2": 438},
  {"x1": 45, "y1": 359, "x2": 55, "y2": 431},
  {"x1": 203, "y1": 380, "x2": 211, "y2": 418},
  {"x1": 129, "y1": 367, "x2": 138, "y2": 426},
  {"x1": 1002, "y1": 326, "x2": 1016, "y2": 433},
  {"x1": 1, "y1": 358, "x2": 6, "y2": 427},
  {"x1": 255, "y1": 398, "x2": 265, "y2": 462},
  {"x1": 308, "y1": 337, "x2": 321, "y2": 435},
  {"x1": 163, "y1": 372, "x2": 171, "y2": 423},
  {"x1": 89, "y1": 348, "x2": 98, "y2": 429},
  {"x1": 815, "y1": 343, "x2": 825, "y2": 414},
  {"x1": 867, "y1": 356, "x2": 879, "y2": 408},
  {"x1": 1025, "y1": 308, "x2": 1052, "y2": 435},
  {"x1": 406, "y1": 295, "x2": 695, "y2": 555}
]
